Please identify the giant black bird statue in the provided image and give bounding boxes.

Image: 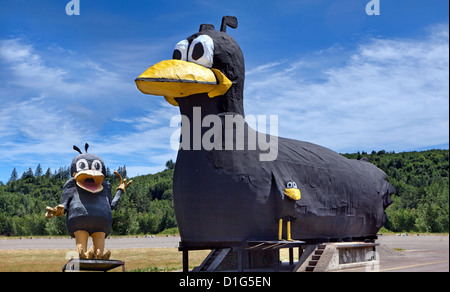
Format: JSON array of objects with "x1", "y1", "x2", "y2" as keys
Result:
[
  {"x1": 135, "y1": 16, "x2": 394, "y2": 244},
  {"x1": 45, "y1": 143, "x2": 133, "y2": 259}
]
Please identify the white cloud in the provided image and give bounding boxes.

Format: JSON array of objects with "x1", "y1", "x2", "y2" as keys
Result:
[
  {"x1": 94, "y1": 102, "x2": 180, "y2": 168},
  {"x1": 0, "y1": 38, "x2": 130, "y2": 102},
  {"x1": 244, "y1": 24, "x2": 449, "y2": 153},
  {"x1": 0, "y1": 39, "x2": 68, "y2": 91},
  {"x1": 246, "y1": 60, "x2": 287, "y2": 76}
]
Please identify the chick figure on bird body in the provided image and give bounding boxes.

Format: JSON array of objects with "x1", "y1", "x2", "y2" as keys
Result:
[
  {"x1": 45, "y1": 143, "x2": 133, "y2": 259},
  {"x1": 279, "y1": 181, "x2": 301, "y2": 241}
]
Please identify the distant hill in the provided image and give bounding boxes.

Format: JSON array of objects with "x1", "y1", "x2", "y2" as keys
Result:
[
  {"x1": 342, "y1": 149, "x2": 448, "y2": 233},
  {"x1": 0, "y1": 150, "x2": 448, "y2": 236},
  {"x1": 0, "y1": 165, "x2": 176, "y2": 236}
]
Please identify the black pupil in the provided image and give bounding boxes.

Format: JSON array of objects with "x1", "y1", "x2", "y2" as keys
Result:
[
  {"x1": 192, "y1": 42, "x2": 204, "y2": 61},
  {"x1": 173, "y1": 49, "x2": 182, "y2": 60},
  {"x1": 94, "y1": 162, "x2": 100, "y2": 170},
  {"x1": 79, "y1": 162, "x2": 86, "y2": 169}
]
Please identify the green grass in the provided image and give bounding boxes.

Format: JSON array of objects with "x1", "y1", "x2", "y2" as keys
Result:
[
  {"x1": 378, "y1": 227, "x2": 448, "y2": 236},
  {"x1": 0, "y1": 248, "x2": 209, "y2": 272}
]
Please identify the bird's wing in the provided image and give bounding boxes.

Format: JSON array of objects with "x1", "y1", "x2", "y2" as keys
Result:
[{"x1": 62, "y1": 178, "x2": 77, "y2": 211}]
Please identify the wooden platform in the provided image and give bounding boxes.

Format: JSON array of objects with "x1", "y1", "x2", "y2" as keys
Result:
[{"x1": 179, "y1": 240, "x2": 305, "y2": 272}]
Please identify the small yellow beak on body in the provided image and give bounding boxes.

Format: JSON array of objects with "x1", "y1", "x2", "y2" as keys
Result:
[
  {"x1": 284, "y1": 188, "x2": 301, "y2": 201},
  {"x1": 135, "y1": 59, "x2": 232, "y2": 106}
]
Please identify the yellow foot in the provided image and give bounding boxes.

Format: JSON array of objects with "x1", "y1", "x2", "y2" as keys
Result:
[
  {"x1": 95, "y1": 249, "x2": 103, "y2": 259},
  {"x1": 85, "y1": 246, "x2": 95, "y2": 259},
  {"x1": 77, "y1": 244, "x2": 86, "y2": 259},
  {"x1": 278, "y1": 238, "x2": 295, "y2": 242},
  {"x1": 93, "y1": 249, "x2": 111, "y2": 259}
]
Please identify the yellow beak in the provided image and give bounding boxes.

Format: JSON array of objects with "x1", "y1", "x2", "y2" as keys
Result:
[
  {"x1": 135, "y1": 59, "x2": 232, "y2": 106},
  {"x1": 73, "y1": 170, "x2": 104, "y2": 193},
  {"x1": 284, "y1": 188, "x2": 301, "y2": 201}
]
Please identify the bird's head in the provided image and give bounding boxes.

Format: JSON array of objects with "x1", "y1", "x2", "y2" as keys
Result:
[
  {"x1": 135, "y1": 16, "x2": 245, "y2": 116},
  {"x1": 70, "y1": 144, "x2": 105, "y2": 193},
  {"x1": 284, "y1": 181, "x2": 301, "y2": 201}
]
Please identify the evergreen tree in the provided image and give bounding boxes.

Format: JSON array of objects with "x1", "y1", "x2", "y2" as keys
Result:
[
  {"x1": 35, "y1": 164, "x2": 43, "y2": 177},
  {"x1": 9, "y1": 168, "x2": 18, "y2": 182},
  {"x1": 21, "y1": 168, "x2": 34, "y2": 180},
  {"x1": 117, "y1": 165, "x2": 127, "y2": 179},
  {"x1": 165, "y1": 159, "x2": 175, "y2": 170}
]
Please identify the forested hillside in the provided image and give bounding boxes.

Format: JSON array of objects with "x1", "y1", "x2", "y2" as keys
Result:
[
  {"x1": 0, "y1": 164, "x2": 176, "y2": 236},
  {"x1": 0, "y1": 150, "x2": 448, "y2": 236},
  {"x1": 342, "y1": 149, "x2": 449, "y2": 233}
]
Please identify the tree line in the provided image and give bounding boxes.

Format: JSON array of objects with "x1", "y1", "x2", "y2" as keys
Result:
[
  {"x1": 0, "y1": 162, "x2": 176, "y2": 236},
  {"x1": 342, "y1": 149, "x2": 449, "y2": 233},
  {"x1": 0, "y1": 150, "x2": 448, "y2": 236}
]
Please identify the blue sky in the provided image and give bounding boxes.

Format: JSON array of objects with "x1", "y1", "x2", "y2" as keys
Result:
[{"x1": 0, "y1": 0, "x2": 448, "y2": 183}]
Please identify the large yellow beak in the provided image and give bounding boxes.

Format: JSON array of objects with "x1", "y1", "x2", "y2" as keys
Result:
[
  {"x1": 135, "y1": 59, "x2": 232, "y2": 106},
  {"x1": 73, "y1": 170, "x2": 104, "y2": 193}
]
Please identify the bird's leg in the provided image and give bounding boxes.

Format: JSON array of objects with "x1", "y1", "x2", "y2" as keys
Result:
[
  {"x1": 74, "y1": 230, "x2": 89, "y2": 259},
  {"x1": 287, "y1": 218, "x2": 292, "y2": 241},
  {"x1": 92, "y1": 232, "x2": 110, "y2": 259},
  {"x1": 91, "y1": 232, "x2": 105, "y2": 257},
  {"x1": 278, "y1": 218, "x2": 283, "y2": 241}
]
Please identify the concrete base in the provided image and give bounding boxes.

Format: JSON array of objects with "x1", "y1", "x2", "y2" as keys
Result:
[{"x1": 296, "y1": 242, "x2": 379, "y2": 272}]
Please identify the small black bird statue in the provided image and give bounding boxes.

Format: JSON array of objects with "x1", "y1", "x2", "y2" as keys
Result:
[
  {"x1": 135, "y1": 16, "x2": 395, "y2": 244},
  {"x1": 45, "y1": 143, "x2": 133, "y2": 259}
]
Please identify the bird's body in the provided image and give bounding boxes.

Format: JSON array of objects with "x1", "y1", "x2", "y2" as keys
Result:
[
  {"x1": 135, "y1": 16, "x2": 394, "y2": 244},
  {"x1": 172, "y1": 96, "x2": 393, "y2": 242},
  {"x1": 62, "y1": 178, "x2": 113, "y2": 237}
]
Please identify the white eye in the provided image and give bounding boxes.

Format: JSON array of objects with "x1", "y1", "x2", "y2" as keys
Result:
[
  {"x1": 293, "y1": 182, "x2": 297, "y2": 188},
  {"x1": 188, "y1": 35, "x2": 214, "y2": 68},
  {"x1": 173, "y1": 39, "x2": 189, "y2": 61},
  {"x1": 287, "y1": 182, "x2": 293, "y2": 188},
  {"x1": 76, "y1": 159, "x2": 89, "y2": 172},
  {"x1": 91, "y1": 159, "x2": 102, "y2": 171}
]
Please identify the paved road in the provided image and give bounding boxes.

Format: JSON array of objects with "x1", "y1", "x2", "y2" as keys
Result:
[
  {"x1": 342, "y1": 235, "x2": 449, "y2": 272},
  {"x1": 0, "y1": 236, "x2": 181, "y2": 250},
  {"x1": 1, "y1": 235, "x2": 448, "y2": 272}
]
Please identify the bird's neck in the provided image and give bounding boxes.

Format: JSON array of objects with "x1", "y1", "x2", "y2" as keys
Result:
[
  {"x1": 175, "y1": 93, "x2": 245, "y2": 151},
  {"x1": 176, "y1": 93, "x2": 244, "y2": 118}
]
